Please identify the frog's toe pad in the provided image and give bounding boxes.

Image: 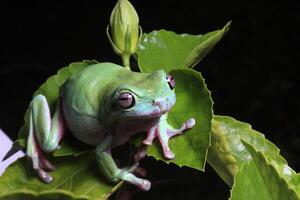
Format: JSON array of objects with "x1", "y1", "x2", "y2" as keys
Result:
[
  {"x1": 138, "y1": 179, "x2": 151, "y2": 191},
  {"x1": 37, "y1": 169, "x2": 53, "y2": 183},
  {"x1": 120, "y1": 172, "x2": 151, "y2": 191},
  {"x1": 142, "y1": 139, "x2": 153, "y2": 145},
  {"x1": 164, "y1": 149, "x2": 175, "y2": 160},
  {"x1": 186, "y1": 118, "x2": 196, "y2": 129}
]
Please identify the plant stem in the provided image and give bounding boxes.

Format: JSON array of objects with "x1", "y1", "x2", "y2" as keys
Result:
[{"x1": 121, "y1": 53, "x2": 131, "y2": 70}]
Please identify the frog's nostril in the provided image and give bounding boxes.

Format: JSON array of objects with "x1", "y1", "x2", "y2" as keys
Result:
[{"x1": 152, "y1": 100, "x2": 160, "y2": 106}]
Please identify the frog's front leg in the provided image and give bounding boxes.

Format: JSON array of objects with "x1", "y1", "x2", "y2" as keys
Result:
[
  {"x1": 143, "y1": 114, "x2": 195, "y2": 159},
  {"x1": 26, "y1": 95, "x2": 65, "y2": 183},
  {"x1": 96, "y1": 135, "x2": 151, "y2": 191}
]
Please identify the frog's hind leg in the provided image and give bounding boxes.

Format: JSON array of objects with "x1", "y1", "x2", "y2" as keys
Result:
[
  {"x1": 96, "y1": 135, "x2": 151, "y2": 191},
  {"x1": 26, "y1": 94, "x2": 65, "y2": 183}
]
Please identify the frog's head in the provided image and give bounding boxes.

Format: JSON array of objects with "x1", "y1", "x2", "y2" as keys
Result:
[{"x1": 111, "y1": 70, "x2": 176, "y2": 120}]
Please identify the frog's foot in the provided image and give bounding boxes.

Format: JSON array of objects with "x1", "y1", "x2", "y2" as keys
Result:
[
  {"x1": 36, "y1": 169, "x2": 52, "y2": 183},
  {"x1": 142, "y1": 126, "x2": 156, "y2": 146},
  {"x1": 109, "y1": 162, "x2": 150, "y2": 191},
  {"x1": 28, "y1": 147, "x2": 55, "y2": 183},
  {"x1": 117, "y1": 169, "x2": 151, "y2": 191},
  {"x1": 96, "y1": 139, "x2": 151, "y2": 191},
  {"x1": 143, "y1": 117, "x2": 196, "y2": 159},
  {"x1": 38, "y1": 151, "x2": 56, "y2": 172}
]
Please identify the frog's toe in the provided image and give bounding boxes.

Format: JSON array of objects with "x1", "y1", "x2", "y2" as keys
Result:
[
  {"x1": 44, "y1": 160, "x2": 56, "y2": 172},
  {"x1": 142, "y1": 139, "x2": 153, "y2": 145},
  {"x1": 164, "y1": 149, "x2": 175, "y2": 159},
  {"x1": 143, "y1": 126, "x2": 157, "y2": 146},
  {"x1": 41, "y1": 159, "x2": 56, "y2": 171},
  {"x1": 166, "y1": 118, "x2": 196, "y2": 138},
  {"x1": 138, "y1": 179, "x2": 151, "y2": 191},
  {"x1": 37, "y1": 169, "x2": 53, "y2": 183},
  {"x1": 120, "y1": 172, "x2": 152, "y2": 191},
  {"x1": 186, "y1": 118, "x2": 196, "y2": 129}
]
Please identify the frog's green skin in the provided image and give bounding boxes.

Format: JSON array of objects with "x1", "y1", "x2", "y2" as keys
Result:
[{"x1": 26, "y1": 62, "x2": 195, "y2": 191}]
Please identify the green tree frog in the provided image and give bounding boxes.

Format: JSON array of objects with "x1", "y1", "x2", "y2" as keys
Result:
[{"x1": 26, "y1": 62, "x2": 195, "y2": 191}]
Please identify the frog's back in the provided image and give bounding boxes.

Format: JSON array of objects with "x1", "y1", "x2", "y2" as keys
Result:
[
  {"x1": 63, "y1": 62, "x2": 126, "y2": 116},
  {"x1": 62, "y1": 62, "x2": 126, "y2": 145}
]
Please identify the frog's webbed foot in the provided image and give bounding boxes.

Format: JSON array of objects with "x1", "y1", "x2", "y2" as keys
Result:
[
  {"x1": 143, "y1": 115, "x2": 195, "y2": 159},
  {"x1": 117, "y1": 167, "x2": 151, "y2": 191}
]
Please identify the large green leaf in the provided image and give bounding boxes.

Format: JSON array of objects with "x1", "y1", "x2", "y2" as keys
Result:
[
  {"x1": 230, "y1": 142, "x2": 300, "y2": 200},
  {"x1": 135, "y1": 22, "x2": 230, "y2": 72},
  {"x1": 0, "y1": 153, "x2": 119, "y2": 200},
  {"x1": 209, "y1": 115, "x2": 300, "y2": 190},
  {"x1": 135, "y1": 25, "x2": 219, "y2": 170},
  {"x1": 138, "y1": 69, "x2": 212, "y2": 170}
]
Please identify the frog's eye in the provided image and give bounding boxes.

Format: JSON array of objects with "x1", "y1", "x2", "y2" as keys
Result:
[
  {"x1": 166, "y1": 74, "x2": 175, "y2": 90},
  {"x1": 118, "y1": 92, "x2": 135, "y2": 109}
]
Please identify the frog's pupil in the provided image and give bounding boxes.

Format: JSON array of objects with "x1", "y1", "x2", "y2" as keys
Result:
[{"x1": 119, "y1": 92, "x2": 135, "y2": 109}]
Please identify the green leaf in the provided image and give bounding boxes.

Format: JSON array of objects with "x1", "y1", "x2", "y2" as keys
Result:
[
  {"x1": 53, "y1": 135, "x2": 93, "y2": 157},
  {"x1": 135, "y1": 21, "x2": 230, "y2": 72},
  {"x1": 208, "y1": 115, "x2": 300, "y2": 190},
  {"x1": 18, "y1": 60, "x2": 98, "y2": 139},
  {"x1": 142, "y1": 69, "x2": 212, "y2": 170},
  {"x1": 135, "y1": 25, "x2": 218, "y2": 170},
  {"x1": 230, "y1": 142, "x2": 300, "y2": 200},
  {"x1": 0, "y1": 153, "x2": 120, "y2": 200}
]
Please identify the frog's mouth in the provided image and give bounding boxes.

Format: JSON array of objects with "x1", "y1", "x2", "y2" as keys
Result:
[
  {"x1": 141, "y1": 109, "x2": 169, "y2": 118},
  {"x1": 122, "y1": 103, "x2": 172, "y2": 119},
  {"x1": 122, "y1": 111, "x2": 167, "y2": 121}
]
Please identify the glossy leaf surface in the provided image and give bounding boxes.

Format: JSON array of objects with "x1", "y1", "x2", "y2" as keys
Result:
[
  {"x1": 136, "y1": 22, "x2": 230, "y2": 72},
  {"x1": 230, "y1": 142, "x2": 300, "y2": 200},
  {"x1": 209, "y1": 115, "x2": 300, "y2": 191}
]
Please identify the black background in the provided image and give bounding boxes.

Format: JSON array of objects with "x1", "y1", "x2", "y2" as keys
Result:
[{"x1": 0, "y1": 0, "x2": 300, "y2": 199}]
